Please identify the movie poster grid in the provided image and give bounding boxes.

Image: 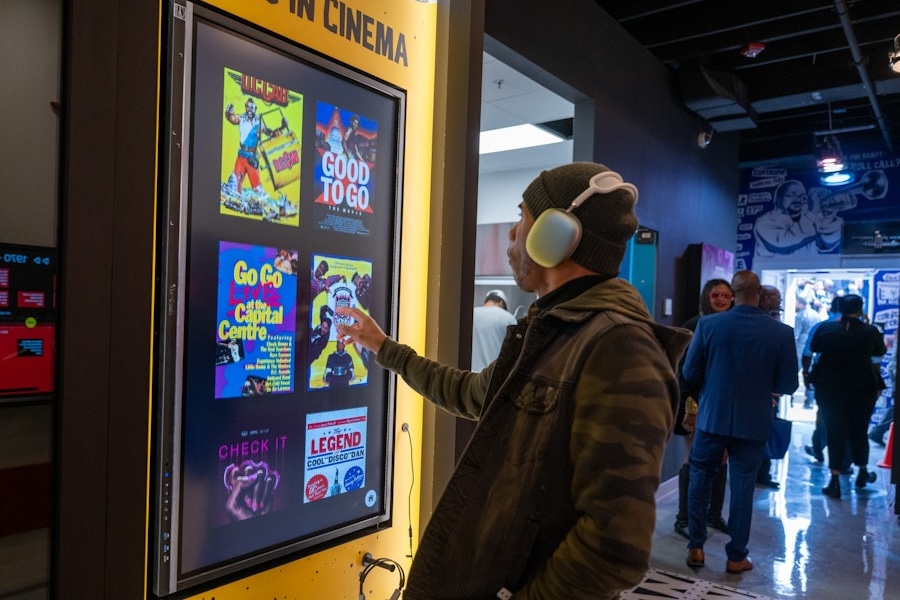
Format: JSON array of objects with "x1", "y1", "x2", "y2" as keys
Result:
[
  {"x1": 304, "y1": 407, "x2": 368, "y2": 503},
  {"x1": 220, "y1": 68, "x2": 303, "y2": 226},
  {"x1": 313, "y1": 102, "x2": 378, "y2": 236},
  {"x1": 216, "y1": 424, "x2": 289, "y2": 525},
  {"x1": 308, "y1": 253, "x2": 374, "y2": 390},
  {"x1": 216, "y1": 241, "x2": 298, "y2": 399}
]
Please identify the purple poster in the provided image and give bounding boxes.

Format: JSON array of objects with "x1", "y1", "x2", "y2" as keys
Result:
[
  {"x1": 215, "y1": 241, "x2": 298, "y2": 398},
  {"x1": 700, "y1": 243, "x2": 734, "y2": 284}
]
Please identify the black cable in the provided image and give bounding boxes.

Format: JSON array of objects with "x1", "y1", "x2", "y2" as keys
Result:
[
  {"x1": 402, "y1": 423, "x2": 415, "y2": 557},
  {"x1": 359, "y1": 555, "x2": 406, "y2": 600}
]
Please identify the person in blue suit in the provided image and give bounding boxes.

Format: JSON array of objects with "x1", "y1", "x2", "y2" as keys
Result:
[{"x1": 682, "y1": 270, "x2": 798, "y2": 575}]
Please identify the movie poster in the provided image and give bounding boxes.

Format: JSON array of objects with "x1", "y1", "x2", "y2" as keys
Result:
[
  {"x1": 871, "y1": 270, "x2": 899, "y2": 423},
  {"x1": 313, "y1": 102, "x2": 378, "y2": 236},
  {"x1": 215, "y1": 423, "x2": 289, "y2": 525},
  {"x1": 308, "y1": 253, "x2": 373, "y2": 390},
  {"x1": 216, "y1": 241, "x2": 298, "y2": 398},
  {"x1": 220, "y1": 68, "x2": 303, "y2": 226},
  {"x1": 303, "y1": 407, "x2": 367, "y2": 503}
]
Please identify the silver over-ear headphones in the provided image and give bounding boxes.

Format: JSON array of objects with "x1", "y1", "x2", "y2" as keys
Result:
[{"x1": 525, "y1": 170, "x2": 639, "y2": 268}]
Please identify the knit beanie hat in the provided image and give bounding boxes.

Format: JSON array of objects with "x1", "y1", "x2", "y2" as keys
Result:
[{"x1": 521, "y1": 162, "x2": 639, "y2": 275}]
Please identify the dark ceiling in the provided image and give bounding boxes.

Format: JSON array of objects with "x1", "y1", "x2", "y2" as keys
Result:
[{"x1": 593, "y1": 0, "x2": 900, "y2": 165}]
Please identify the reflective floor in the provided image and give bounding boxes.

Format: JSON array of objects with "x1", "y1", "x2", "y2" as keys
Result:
[{"x1": 639, "y1": 415, "x2": 899, "y2": 600}]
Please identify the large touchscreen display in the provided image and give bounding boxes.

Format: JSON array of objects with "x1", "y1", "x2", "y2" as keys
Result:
[{"x1": 154, "y1": 3, "x2": 403, "y2": 594}]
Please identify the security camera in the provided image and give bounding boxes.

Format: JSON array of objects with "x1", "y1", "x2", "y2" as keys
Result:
[{"x1": 697, "y1": 132, "x2": 712, "y2": 149}]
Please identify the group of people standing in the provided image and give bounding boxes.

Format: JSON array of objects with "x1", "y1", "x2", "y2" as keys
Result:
[{"x1": 675, "y1": 270, "x2": 887, "y2": 574}]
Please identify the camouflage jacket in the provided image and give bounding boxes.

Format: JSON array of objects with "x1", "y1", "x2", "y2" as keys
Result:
[{"x1": 376, "y1": 278, "x2": 691, "y2": 600}]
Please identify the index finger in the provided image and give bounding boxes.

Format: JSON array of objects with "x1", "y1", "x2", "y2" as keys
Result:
[{"x1": 335, "y1": 306, "x2": 365, "y2": 320}]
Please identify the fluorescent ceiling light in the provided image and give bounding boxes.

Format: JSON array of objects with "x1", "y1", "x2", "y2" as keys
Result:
[{"x1": 479, "y1": 124, "x2": 563, "y2": 154}]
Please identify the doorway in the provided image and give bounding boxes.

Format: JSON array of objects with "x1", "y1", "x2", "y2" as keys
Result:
[{"x1": 761, "y1": 267, "x2": 897, "y2": 430}]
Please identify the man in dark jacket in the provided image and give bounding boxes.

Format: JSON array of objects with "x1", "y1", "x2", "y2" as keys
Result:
[
  {"x1": 682, "y1": 270, "x2": 798, "y2": 575},
  {"x1": 337, "y1": 162, "x2": 691, "y2": 600}
]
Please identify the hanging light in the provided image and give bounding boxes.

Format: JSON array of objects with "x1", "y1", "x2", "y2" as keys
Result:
[
  {"x1": 815, "y1": 135, "x2": 846, "y2": 172},
  {"x1": 890, "y1": 34, "x2": 900, "y2": 74},
  {"x1": 820, "y1": 171, "x2": 855, "y2": 186}
]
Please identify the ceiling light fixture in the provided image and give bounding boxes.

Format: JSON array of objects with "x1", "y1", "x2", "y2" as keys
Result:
[
  {"x1": 815, "y1": 105, "x2": 848, "y2": 175},
  {"x1": 478, "y1": 124, "x2": 564, "y2": 154},
  {"x1": 816, "y1": 134, "x2": 846, "y2": 172},
  {"x1": 820, "y1": 171, "x2": 855, "y2": 186},
  {"x1": 890, "y1": 34, "x2": 900, "y2": 74},
  {"x1": 740, "y1": 42, "x2": 766, "y2": 58}
]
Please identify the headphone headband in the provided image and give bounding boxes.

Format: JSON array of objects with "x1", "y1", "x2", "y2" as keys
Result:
[
  {"x1": 526, "y1": 168, "x2": 639, "y2": 269},
  {"x1": 565, "y1": 170, "x2": 639, "y2": 213}
]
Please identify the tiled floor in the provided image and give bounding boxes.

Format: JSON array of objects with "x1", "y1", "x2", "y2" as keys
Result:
[
  {"x1": 2, "y1": 410, "x2": 895, "y2": 600},
  {"x1": 640, "y1": 414, "x2": 898, "y2": 600}
]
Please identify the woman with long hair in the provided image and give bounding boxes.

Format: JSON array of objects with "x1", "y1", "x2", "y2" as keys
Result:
[{"x1": 673, "y1": 278, "x2": 733, "y2": 538}]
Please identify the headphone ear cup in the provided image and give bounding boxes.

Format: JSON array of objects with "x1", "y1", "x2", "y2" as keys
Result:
[{"x1": 526, "y1": 209, "x2": 583, "y2": 268}]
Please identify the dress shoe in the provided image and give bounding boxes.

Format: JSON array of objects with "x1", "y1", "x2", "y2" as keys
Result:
[
  {"x1": 726, "y1": 557, "x2": 754, "y2": 574},
  {"x1": 856, "y1": 468, "x2": 877, "y2": 489},
  {"x1": 756, "y1": 479, "x2": 780, "y2": 490},
  {"x1": 708, "y1": 516, "x2": 729, "y2": 533},
  {"x1": 804, "y1": 445, "x2": 824, "y2": 462},
  {"x1": 686, "y1": 548, "x2": 705, "y2": 568}
]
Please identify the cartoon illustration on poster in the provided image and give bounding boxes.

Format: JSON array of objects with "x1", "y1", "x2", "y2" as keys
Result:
[
  {"x1": 220, "y1": 68, "x2": 303, "y2": 226},
  {"x1": 871, "y1": 270, "x2": 899, "y2": 424},
  {"x1": 313, "y1": 102, "x2": 377, "y2": 236},
  {"x1": 216, "y1": 424, "x2": 289, "y2": 524},
  {"x1": 308, "y1": 253, "x2": 373, "y2": 390},
  {"x1": 216, "y1": 241, "x2": 298, "y2": 398},
  {"x1": 304, "y1": 407, "x2": 367, "y2": 503},
  {"x1": 736, "y1": 151, "x2": 899, "y2": 270}
]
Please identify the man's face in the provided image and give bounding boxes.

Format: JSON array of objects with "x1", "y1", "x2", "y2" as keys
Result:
[
  {"x1": 780, "y1": 183, "x2": 806, "y2": 218},
  {"x1": 336, "y1": 339, "x2": 345, "y2": 353},
  {"x1": 760, "y1": 290, "x2": 782, "y2": 315},
  {"x1": 507, "y1": 203, "x2": 544, "y2": 294}
]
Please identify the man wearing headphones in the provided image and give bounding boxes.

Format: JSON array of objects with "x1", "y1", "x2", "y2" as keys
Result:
[{"x1": 337, "y1": 162, "x2": 691, "y2": 600}]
